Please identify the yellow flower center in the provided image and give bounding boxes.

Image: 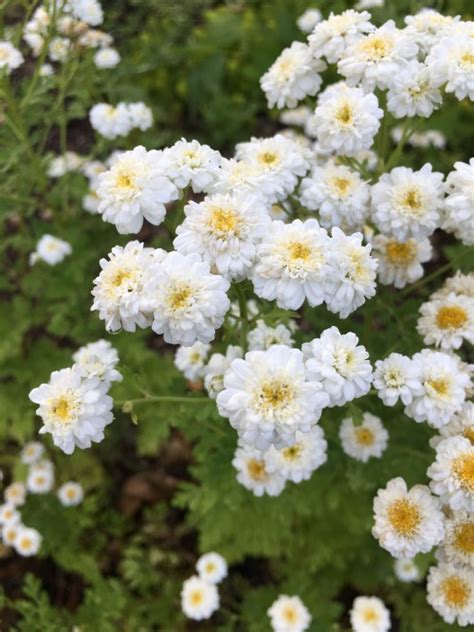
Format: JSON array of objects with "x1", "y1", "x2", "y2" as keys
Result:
[
  {"x1": 247, "y1": 458, "x2": 267, "y2": 481},
  {"x1": 452, "y1": 453, "x2": 474, "y2": 492},
  {"x1": 402, "y1": 188, "x2": 423, "y2": 213},
  {"x1": 335, "y1": 102, "x2": 353, "y2": 126},
  {"x1": 207, "y1": 207, "x2": 239, "y2": 235},
  {"x1": 282, "y1": 606, "x2": 297, "y2": 623},
  {"x1": 435, "y1": 306, "x2": 468, "y2": 330},
  {"x1": 0, "y1": 48, "x2": 8, "y2": 61},
  {"x1": 190, "y1": 590, "x2": 203, "y2": 606},
  {"x1": 362, "y1": 607, "x2": 380, "y2": 623},
  {"x1": 441, "y1": 576, "x2": 469, "y2": 608},
  {"x1": 258, "y1": 151, "x2": 278, "y2": 166},
  {"x1": 459, "y1": 52, "x2": 474, "y2": 71},
  {"x1": 282, "y1": 443, "x2": 303, "y2": 461},
  {"x1": 387, "y1": 499, "x2": 421, "y2": 536},
  {"x1": 385, "y1": 240, "x2": 417, "y2": 265},
  {"x1": 426, "y1": 378, "x2": 449, "y2": 397},
  {"x1": 257, "y1": 379, "x2": 295, "y2": 412},
  {"x1": 205, "y1": 562, "x2": 216, "y2": 573},
  {"x1": 168, "y1": 285, "x2": 192, "y2": 311},
  {"x1": 330, "y1": 176, "x2": 352, "y2": 197},
  {"x1": 111, "y1": 269, "x2": 132, "y2": 287},
  {"x1": 287, "y1": 241, "x2": 312, "y2": 262},
  {"x1": 453, "y1": 522, "x2": 474, "y2": 554},
  {"x1": 354, "y1": 427, "x2": 375, "y2": 446},
  {"x1": 115, "y1": 170, "x2": 136, "y2": 189},
  {"x1": 51, "y1": 397, "x2": 73, "y2": 423},
  {"x1": 360, "y1": 35, "x2": 392, "y2": 61},
  {"x1": 20, "y1": 537, "x2": 32, "y2": 550},
  {"x1": 66, "y1": 488, "x2": 77, "y2": 500},
  {"x1": 463, "y1": 427, "x2": 474, "y2": 444},
  {"x1": 384, "y1": 367, "x2": 404, "y2": 388}
]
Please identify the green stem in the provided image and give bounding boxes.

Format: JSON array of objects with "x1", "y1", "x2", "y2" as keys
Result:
[
  {"x1": 399, "y1": 260, "x2": 456, "y2": 298},
  {"x1": 115, "y1": 396, "x2": 209, "y2": 407},
  {"x1": 236, "y1": 284, "x2": 249, "y2": 353}
]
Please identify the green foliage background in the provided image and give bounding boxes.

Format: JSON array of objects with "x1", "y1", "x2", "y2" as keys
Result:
[{"x1": 0, "y1": 0, "x2": 473, "y2": 630}]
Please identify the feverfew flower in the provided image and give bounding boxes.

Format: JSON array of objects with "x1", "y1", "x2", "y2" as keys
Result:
[
  {"x1": 426, "y1": 563, "x2": 474, "y2": 627},
  {"x1": 268, "y1": 595, "x2": 311, "y2": 632},
  {"x1": 89, "y1": 103, "x2": 132, "y2": 140},
  {"x1": 311, "y1": 84, "x2": 383, "y2": 156},
  {"x1": 174, "y1": 192, "x2": 270, "y2": 281},
  {"x1": 97, "y1": 146, "x2": 178, "y2": 234},
  {"x1": 373, "y1": 353, "x2": 422, "y2": 406},
  {"x1": 29, "y1": 234, "x2": 72, "y2": 266},
  {"x1": 394, "y1": 557, "x2": 421, "y2": 583},
  {"x1": 304, "y1": 327, "x2": 373, "y2": 407},
  {"x1": 427, "y1": 36, "x2": 474, "y2": 101},
  {"x1": 4, "y1": 482, "x2": 26, "y2": 507},
  {"x1": 338, "y1": 20, "x2": 418, "y2": 92},
  {"x1": 196, "y1": 552, "x2": 227, "y2": 584},
  {"x1": 146, "y1": 252, "x2": 230, "y2": 346},
  {"x1": 69, "y1": 0, "x2": 103, "y2": 26},
  {"x1": 218, "y1": 345, "x2": 329, "y2": 450},
  {"x1": 387, "y1": 60, "x2": 443, "y2": 118},
  {"x1": 297, "y1": 9, "x2": 321, "y2": 34},
  {"x1": 94, "y1": 47, "x2": 120, "y2": 69},
  {"x1": 26, "y1": 462, "x2": 54, "y2": 493},
  {"x1": 210, "y1": 157, "x2": 283, "y2": 203},
  {"x1": 350, "y1": 596, "x2": 390, "y2": 632},
  {"x1": 339, "y1": 413, "x2": 388, "y2": 463},
  {"x1": 260, "y1": 41, "x2": 326, "y2": 109},
  {"x1": 57, "y1": 481, "x2": 84, "y2": 506},
  {"x1": 404, "y1": 10, "x2": 456, "y2": 55},
  {"x1": 126, "y1": 102, "x2": 153, "y2": 131},
  {"x1": 181, "y1": 575, "x2": 219, "y2": 621},
  {"x1": 0, "y1": 41, "x2": 24, "y2": 73},
  {"x1": 252, "y1": 219, "x2": 334, "y2": 310},
  {"x1": 48, "y1": 151, "x2": 83, "y2": 178},
  {"x1": 405, "y1": 350, "x2": 470, "y2": 428},
  {"x1": 372, "y1": 477, "x2": 445, "y2": 558},
  {"x1": 442, "y1": 159, "x2": 474, "y2": 246},
  {"x1": 20, "y1": 441, "x2": 44, "y2": 465},
  {"x1": 248, "y1": 320, "x2": 294, "y2": 351},
  {"x1": 371, "y1": 164, "x2": 445, "y2": 241},
  {"x1": 427, "y1": 436, "x2": 474, "y2": 512},
  {"x1": 372, "y1": 235, "x2": 432, "y2": 289},
  {"x1": 163, "y1": 139, "x2": 222, "y2": 193},
  {"x1": 326, "y1": 228, "x2": 377, "y2": 319},
  {"x1": 73, "y1": 339, "x2": 122, "y2": 384},
  {"x1": 203, "y1": 345, "x2": 243, "y2": 399},
  {"x1": 265, "y1": 426, "x2": 327, "y2": 483},
  {"x1": 28, "y1": 366, "x2": 114, "y2": 455},
  {"x1": 91, "y1": 241, "x2": 161, "y2": 333},
  {"x1": 174, "y1": 341, "x2": 211, "y2": 381},
  {"x1": 13, "y1": 526, "x2": 42, "y2": 557},
  {"x1": 436, "y1": 402, "x2": 474, "y2": 446},
  {"x1": 2, "y1": 523, "x2": 21, "y2": 547},
  {"x1": 439, "y1": 511, "x2": 474, "y2": 569},
  {"x1": 0, "y1": 503, "x2": 21, "y2": 526},
  {"x1": 308, "y1": 10, "x2": 373, "y2": 64},
  {"x1": 232, "y1": 445, "x2": 286, "y2": 497},
  {"x1": 417, "y1": 293, "x2": 474, "y2": 350},
  {"x1": 299, "y1": 161, "x2": 370, "y2": 231}
]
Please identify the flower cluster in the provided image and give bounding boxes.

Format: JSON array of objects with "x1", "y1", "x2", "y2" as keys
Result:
[
  {"x1": 181, "y1": 552, "x2": 227, "y2": 620},
  {"x1": 89, "y1": 103, "x2": 153, "y2": 139}
]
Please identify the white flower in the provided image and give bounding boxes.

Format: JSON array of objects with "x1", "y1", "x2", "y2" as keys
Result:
[
  {"x1": 371, "y1": 164, "x2": 445, "y2": 240},
  {"x1": 26, "y1": 462, "x2": 54, "y2": 493},
  {"x1": 0, "y1": 41, "x2": 24, "y2": 73},
  {"x1": 2, "y1": 523, "x2": 21, "y2": 547},
  {"x1": 210, "y1": 157, "x2": 284, "y2": 203},
  {"x1": 48, "y1": 151, "x2": 83, "y2": 177},
  {"x1": 78, "y1": 28, "x2": 112, "y2": 49},
  {"x1": 57, "y1": 481, "x2": 84, "y2": 506},
  {"x1": 235, "y1": 135, "x2": 310, "y2": 200},
  {"x1": 373, "y1": 353, "x2": 422, "y2": 406},
  {"x1": 174, "y1": 342, "x2": 211, "y2": 381},
  {"x1": 97, "y1": 146, "x2": 178, "y2": 234},
  {"x1": 438, "y1": 272, "x2": 474, "y2": 300},
  {"x1": 300, "y1": 161, "x2": 370, "y2": 231},
  {"x1": 350, "y1": 596, "x2": 390, "y2": 632},
  {"x1": 126, "y1": 102, "x2": 153, "y2": 131},
  {"x1": 83, "y1": 190, "x2": 100, "y2": 214},
  {"x1": 49, "y1": 37, "x2": 70, "y2": 62},
  {"x1": 308, "y1": 10, "x2": 373, "y2": 64},
  {"x1": 252, "y1": 219, "x2": 334, "y2": 310},
  {"x1": 427, "y1": 36, "x2": 474, "y2": 101},
  {"x1": 146, "y1": 252, "x2": 230, "y2": 346},
  {"x1": 68, "y1": 0, "x2": 103, "y2": 25},
  {"x1": 218, "y1": 345, "x2": 329, "y2": 450},
  {"x1": 248, "y1": 320, "x2": 294, "y2": 351},
  {"x1": 196, "y1": 552, "x2": 227, "y2": 584},
  {"x1": 28, "y1": 366, "x2": 114, "y2": 455},
  {"x1": 297, "y1": 9, "x2": 321, "y2": 34},
  {"x1": 233, "y1": 445, "x2": 286, "y2": 496},
  {"x1": 338, "y1": 20, "x2": 418, "y2": 92},
  {"x1": 260, "y1": 41, "x2": 326, "y2": 109},
  {"x1": 39, "y1": 63, "x2": 53, "y2": 77},
  {"x1": 439, "y1": 511, "x2": 474, "y2": 569},
  {"x1": 436, "y1": 402, "x2": 474, "y2": 446},
  {"x1": 73, "y1": 339, "x2": 122, "y2": 384},
  {"x1": 20, "y1": 442, "x2": 44, "y2": 465},
  {"x1": 4, "y1": 482, "x2": 26, "y2": 507},
  {"x1": 339, "y1": 413, "x2": 388, "y2": 463},
  {"x1": 311, "y1": 83, "x2": 383, "y2": 157},
  {"x1": 427, "y1": 563, "x2": 474, "y2": 627},
  {"x1": 417, "y1": 293, "x2": 474, "y2": 350},
  {"x1": 404, "y1": 10, "x2": 456, "y2": 55},
  {"x1": 427, "y1": 436, "x2": 474, "y2": 512},
  {"x1": 442, "y1": 159, "x2": 474, "y2": 246},
  {"x1": 265, "y1": 426, "x2": 327, "y2": 483},
  {"x1": 372, "y1": 235, "x2": 432, "y2": 289},
  {"x1": 91, "y1": 241, "x2": 162, "y2": 333},
  {"x1": 94, "y1": 47, "x2": 120, "y2": 68},
  {"x1": 181, "y1": 575, "x2": 219, "y2": 620},
  {"x1": 89, "y1": 103, "x2": 132, "y2": 140},
  {"x1": 372, "y1": 477, "x2": 445, "y2": 558},
  {"x1": 203, "y1": 345, "x2": 243, "y2": 399},
  {"x1": 405, "y1": 350, "x2": 470, "y2": 428},
  {"x1": 30, "y1": 234, "x2": 72, "y2": 266},
  {"x1": 0, "y1": 503, "x2": 21, "y2": 526},
  {"x1": 304, "y1": 327, "x2": 373, "y2": 406},
  {"x1": 163, "y1": 139, "x2": 222, "y2": 193},
  {"x1": 13, "y1": 526, "x2": 42, "y2": 557},
  {"x1": 386, "y1": 60, "x2": 443, "y2": 118},
  {"x1": 268, "y1": 594, "x2": 311, "y2": 632},
  {"x1": 174, "y1": 192, "x2": 270, "y2": 282},
  {"x1": 394, "y1": 557, "x2": 421, "y2": 583},
  {"x1": 325, "y1": 228, "x2": 377, "y2": 319}
]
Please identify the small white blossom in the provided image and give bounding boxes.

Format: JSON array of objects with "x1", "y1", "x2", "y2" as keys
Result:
[
  {"x1": 427, "y1": 436, "x2": 474, "y2": 513},
  {"x1": 203, "y1": 346, "x2": 243, "y2": 399},
  {"x1": 264, "y1": 426, "x2": 327, "y2": 483},
  {"x1": 268, "y1": 594, "x2": 311, "y2": 632},
  {"x1": 13, "y1": 526, "x2": 42, "y2": 557},
  {"x1": 0, "y1": 41, "x2": 24, "y2": 73},
  {"x1": 196, "y1": 552, "x2": 227, "y2": 584},
  {"x1": 350, "y1": 596, "x2": 391, "y2": 632},
  {"x1": 372, "y1": 235, "x2": 432, "y2": 289},
  {"x1": 394, "y1": 557, "x2": 421, "y2": 583},
  {"x1": 339, "y1": 413, "x2": 388, "y2": 463},
  {"x1": 174, "y1": 342, "x2": 211, "y2": 381},
  {"x1": 163, "y1": 139, "x2": 222, "y2": 193},
  {"x1": 30, "y1": 235, "x2": 72, "y2": 266},
  {"x1": 373, "y1": 353, "x2": 422, "y2": 406},
  {"x1": 4, "y1": 482, "x2": 26, "y2": 507},
  {"x1": 181, "y1": 575, "x2": 219, "y2": 620},
  {"x1": 233, "y1": 445, "x2": 286, "y2": 497},
  {"x1": 57, "y1": 481, "x2": 84, "y2": 506},
  {"x1": 73, "y1": 339, "x2": 122, "y2": 384},
  {"x1": 417, "y1": 293, "x2": 474, "y2": 350},
  {"x1": 308, "y1": 10, "x2": 373, "y2": 64},
  {"x1": 442, "y1": 159, "x2": 474, "y2": 246},
  {"x1": 20, "y1": 442, "x2": 44, "y2": 465},
  {"x1": 94, "y1": 47, "x2": 120, "y2": 68},
  {"x1": 248, "y1": 320, "x2": 294, "y2": 351},
  {"x1": 426, "y1": 563, "x2": 474, "y2": 627}
]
